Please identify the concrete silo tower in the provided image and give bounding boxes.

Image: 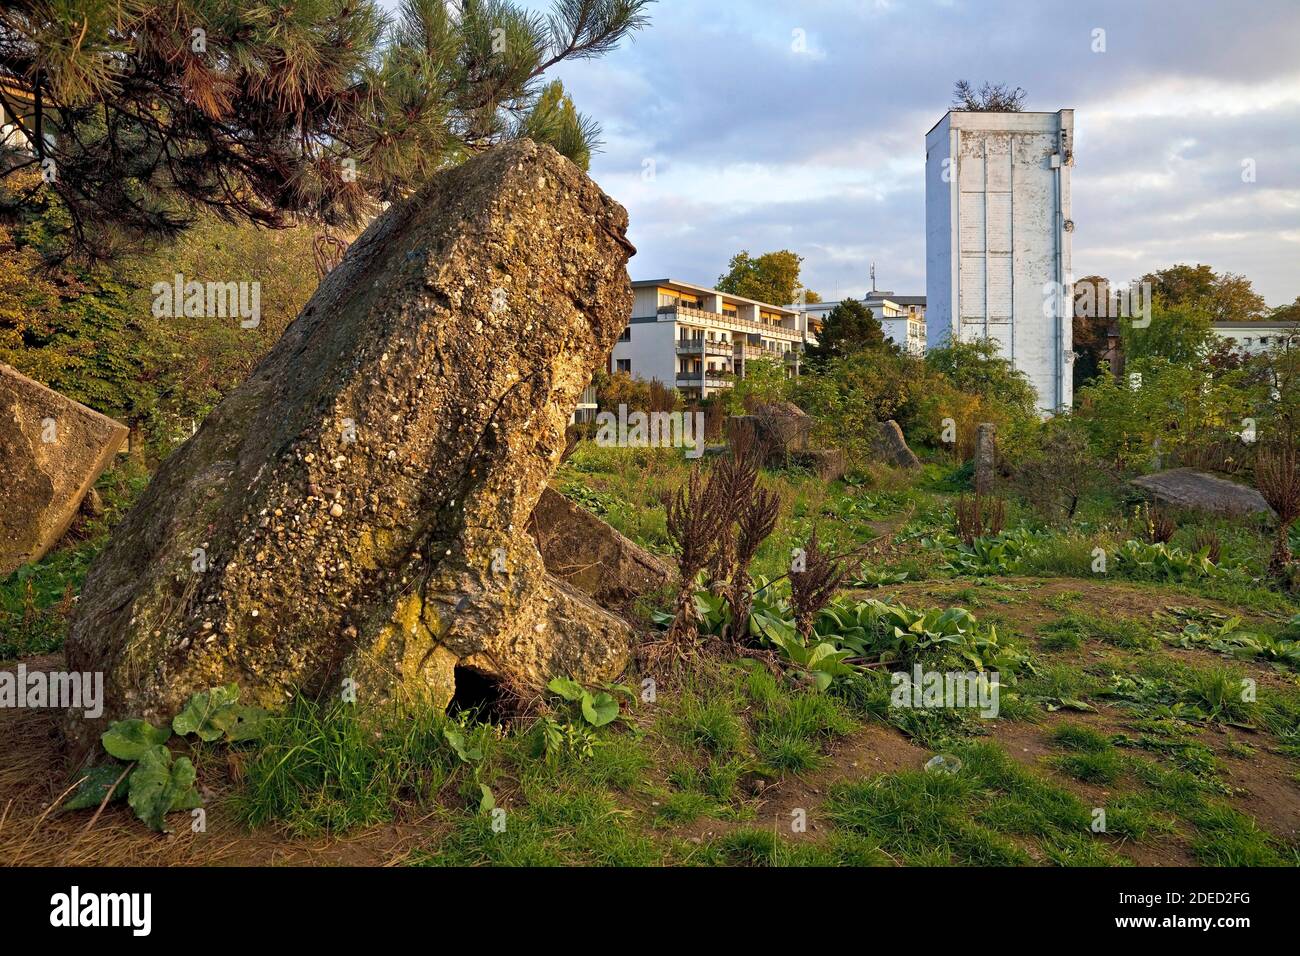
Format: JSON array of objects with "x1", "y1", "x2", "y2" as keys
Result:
[{"x1": 925, "y1": 109, "x2": 1075, "y2": 411}]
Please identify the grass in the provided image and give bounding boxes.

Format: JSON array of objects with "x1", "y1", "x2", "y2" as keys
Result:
[
  {"x1": 6, "y1": 440, "x2": 1300, "y2": 867},
  {"x1": 667, "y1": 692, "x2": 746, "y2": 756},
  {"x1": 0, "y1": 463, "x2": 148, "y2": 661},
  {"x1": 826, "y1": 766, "x2": 1031, "y2": 866},
  {"x1": 1040, "y1": 612, "x2": 1158, "y2": 651},
  {"x1": 1051, "y1": 723, "x2": 1113, "y2": 752},
  {"x1": 1053, "y1": 748, "x2": 1124, "y2": 785},
  {"x1": 231, "y1": 698, "x2": 468, "y2": 835},
  {"x1": 821, "y1": 740, "x2": 1140, "y2": 867}
]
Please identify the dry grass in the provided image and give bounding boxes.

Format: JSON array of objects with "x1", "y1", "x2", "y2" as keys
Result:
[{"x1": 0, "y1": 656, "x2": 428, "y2": 866}]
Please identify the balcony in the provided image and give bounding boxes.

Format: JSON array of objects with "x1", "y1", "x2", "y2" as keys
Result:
[
  {"x1": 675, "y1": 370, "x2": 733, "y2": 389},
  {"x1": 658, "y1": 303, "x2": 801, "y2": 339},
  {"x1": 676, "y1": 340, "x2": 734, "y2": 357},
  {"x1": 676, "y1": 378, "x2": 733, "y2": 391},
  {"x1": 738, "y1": 344, "x2": 800, "y2": 363}
]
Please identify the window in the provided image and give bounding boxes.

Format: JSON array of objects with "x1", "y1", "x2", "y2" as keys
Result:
[
  {"x1": 618, "y1": 326, "x2": 631, "y2": 342},
  {"x1": 661, "y1": 291, "x2": 700, "y2": 309},
  {"x1": 616, "y1": 359, "x2": 631, "y2": 373}
]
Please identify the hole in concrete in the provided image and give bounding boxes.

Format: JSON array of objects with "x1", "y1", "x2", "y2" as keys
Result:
[{"x1": 449, "y1": 665, "x2": 508, "y2": 722}]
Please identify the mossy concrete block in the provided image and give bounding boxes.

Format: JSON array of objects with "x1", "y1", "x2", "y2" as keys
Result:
[
  {"x1": 0, "y1": 363, "x2": 127, "y2": 576},
  {"x1": 529, "y1": 486, "x2": 674, "y2": 605},
  {"x1": 1130, "y1": 468, "x2": 1274, "y2": 518},
  {"x1": 65, "y1": 141, "x2": 638, "y2": 748}
]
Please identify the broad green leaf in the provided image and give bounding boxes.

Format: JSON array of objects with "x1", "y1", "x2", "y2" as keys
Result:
[
  {"x1": 604, "y1": 683, "x2": 637, "y2": 701},
  {"x1": 127, "y1": 749, "x2": 198, "y2": 832},
  {"x1": 172, "y1": 684, "x2": 242, "y2": 741},
  {"x1": 478, "y1": 784, "x2": 495, "y2": 814},
  {"x1": 1061, "y1": 698, "x2": 1095, "y2": 712},
  {"x1": 547, "y1": 677, "x2": 586, "y2": 702},
  {"x1": 581, "y1": 691, "x2": 619, "y2": 727},
  {"x1": 443, "y1": 726, "x2": 483, "y2": 763},
  {"x1": 63, "y1": 763, "x2": 129, "y2": 811},
  {"x1": 223, "y1": 705, "x2": 270, "y2": 743},
  {"x1": 101, "y1": 719, "x2": 171, "y2": 761}
]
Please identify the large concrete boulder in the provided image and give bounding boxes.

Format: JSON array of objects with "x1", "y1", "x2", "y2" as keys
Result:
[
  {"x1": 0, "y1": 363, "x2": 128, "y2": 576},
  {"x1": 65, "y1": 141, "x2": 637, "y2": 741},
  {"x1": 872, "y1": 420, "x2": 921, "y2": 470},
  {"x1": 529, "y1": 487, "x2": 674, "y2": 606},
  {"x1": 1130, "y1": 468, "x2": 1274, "y2": 518},
  {"x1": 792, "y1": 448, "x2": 847, "y2": 482},
  {"x1": 748, "y1": 400, "x2": 813, "y2": 455}
]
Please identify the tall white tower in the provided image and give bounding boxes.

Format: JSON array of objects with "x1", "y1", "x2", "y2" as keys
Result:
[{"x1": 925, "y1": 109, "x2": 1075, "y2": 411}]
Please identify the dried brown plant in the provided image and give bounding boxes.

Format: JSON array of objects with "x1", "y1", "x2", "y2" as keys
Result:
[
  {"x1": 1192, "y1": 529, "x2": 1223, "y2": 564},
  {"x1": 728, "y1": 485, "x2": 782, "y2": 642},
  {"x1": 954, "y1": 493, "x2": 1006, "y2": 545},
  {"x1": 706, "y1": 424, "x2": 766, "y2": 586},
  {"x1": 664, "y1": 464, "x2": 729, "y2": 650},
  {"x1": 1256, "y1": 437, "x2": 1300, "y2": 575},
  {"x1": 790, "y1": 529, "x2": 861, "y2": 640},
  {"x1": 1136, "y1": 503, "x2": 1177, "y2": 545}
]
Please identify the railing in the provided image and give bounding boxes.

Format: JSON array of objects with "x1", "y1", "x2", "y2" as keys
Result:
[
  {"x1": 658, "y1": 303, "x2": 801, "y2": 339},
  {"x1": 739, "y1": 345, "x2": 800, "y2": 362},
  {"x1": 675, "y1": 375, "x2": 733, "y2": 389},
  {"x1": 676, "y1": 340, "x2": 733, "y2": 357}
]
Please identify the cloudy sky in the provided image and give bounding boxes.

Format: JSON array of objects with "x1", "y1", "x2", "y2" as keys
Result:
[{"x1": 438, "y1": 1, "x2": 1300, "y2": 306}]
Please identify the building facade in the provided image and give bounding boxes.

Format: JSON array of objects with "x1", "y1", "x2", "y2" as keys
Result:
[
  {"x1": 1212, "y1": 320, "x2": 1300, "y2": 356},
  {"x1": 925, "y1": 109, "x2": 1076, "y2": 411},
  {"x1": 610, "y1": 280, "x2": 817, "y2": 400},
  {"x1": 794, "y1": 293, "x2": 927, "y2": 354},
  {"x1": 0, "y1": 79, "x2": 37, "y2": 153}
]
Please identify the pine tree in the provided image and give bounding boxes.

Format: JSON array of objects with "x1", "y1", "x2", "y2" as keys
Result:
[
  {"x1": 0, "y1": 0, "x2": 653, "y2": 254},
  {"x1": 808, "y1": 298, "x2": 885, "y2": 361}
]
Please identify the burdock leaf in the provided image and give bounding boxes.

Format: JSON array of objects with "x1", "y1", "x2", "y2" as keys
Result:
[
  {"x1": 547, "y1": 677, "x2": 586, "y2": 702},
  {"x1": 101, "y1": 719, "x2": 171, "y2": 761},
  {"x1": 582, "y1": 691, "x2": 619, "y2": 727},
  {"x1": 172, "y1": 684, "x2": 242, "y2": 741},
  {"x1": 443, "y1": 726, "x2": 483, "y2": 763},
  {"x1": 63, "y1": 763, "x2": 129, "y2": 811},
  {"x1": 223, "y1": 705, "x2": 270, "y2": 742},
  {"x1": 128, "y1": 749, "x2": 198, "y2": 832}
]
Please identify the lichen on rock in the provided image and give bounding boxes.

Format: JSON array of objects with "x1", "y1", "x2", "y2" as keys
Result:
[{"x1": 65, "y1": 141, "x2": 638, "y2": 747}]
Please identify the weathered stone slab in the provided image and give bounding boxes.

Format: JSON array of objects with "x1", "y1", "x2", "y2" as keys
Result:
[
  {"x1": 872, "y1": 419, "x2": 921, "y2": 470},
  {"x1": 65, "y1": 141, "x2": 637, "y2": 741},
  {"x1": 728, "y1": 402, "x2": 816, "y2": 468},
  {"x1": 974, "y1": 422, "x2": 997, "y2": 494},
  {"x1": 1130, "y1": 467, "x2": 1275, "y2": 518},
  {"x1": 0, "y1": 363, "x2": 127, "y2": 576},
  {"x1": 750, "y1": 400, "x2": 813, "y2": 455},
  {"x1": 529, "y1": 486, "x2": 674, "y2": 605},
  {"x1": 793, "y1": 448, "x2": 846, "y2": 481}
]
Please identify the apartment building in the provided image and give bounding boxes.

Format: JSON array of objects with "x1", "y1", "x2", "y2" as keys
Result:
[
  {"x1": 0, "y1": 78, "x2": 37, "y2": 152},
  {"x1": 1212, "y1": 320, "x2": 1300, "y2": 356},
  {"x1": 794, "y1": 293, "x2": 927, "y2": 354},
  {"x1": 609, "y1": 280, "x2": 818, "y2": 400}
]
